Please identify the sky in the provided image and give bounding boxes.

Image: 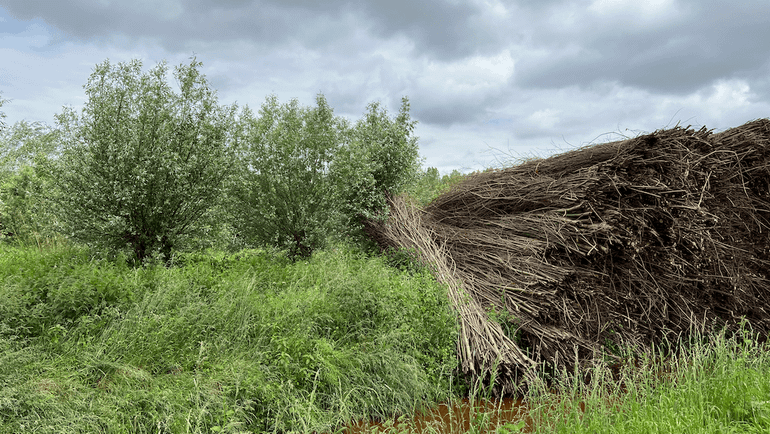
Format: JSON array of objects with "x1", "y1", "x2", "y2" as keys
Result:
[{"x1": 1, "y1": 0, "x2": 769, "y2": 174}]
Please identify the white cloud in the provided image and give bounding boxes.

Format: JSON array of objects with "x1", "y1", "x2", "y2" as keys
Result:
[
  {"x1": 707, "y1": 79, "x2": 752, "y2": 110},
  {"x1": 419, "y1": 49, "x2": 514, "y2": 95},
  {"x1": 589, "y1": 0, "x2": 680, "y2": 21},
  {"x1": 478, "y1": 0, "x2": 510, "y2": 20},
  {"x1": 527, "y1": 108, "x2": 562, "y2": 131},
  {"x1": 653, "y1": 79, "x2": 757, "y2": 128}
]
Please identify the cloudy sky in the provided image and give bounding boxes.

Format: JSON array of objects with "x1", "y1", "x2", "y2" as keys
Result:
[{"x1": 1, "y1": 0, "x2": 769, "y2": 173}]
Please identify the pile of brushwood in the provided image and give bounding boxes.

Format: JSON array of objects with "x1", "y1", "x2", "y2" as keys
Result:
[{"x1": 365, "y1": 118, "x2": 770, "y2": 394}]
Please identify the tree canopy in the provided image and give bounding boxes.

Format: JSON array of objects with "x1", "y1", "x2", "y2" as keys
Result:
[{"x1": 52, "y1": 58, "x2": 238, "y2": 263}]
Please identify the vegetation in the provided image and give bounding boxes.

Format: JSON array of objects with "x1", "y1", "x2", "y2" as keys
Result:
[
  {"x1": 407, "y1": 167, "x2": 465, "y2": 207},
  {"x1": 0, "y1": 243, "x2": 458, "y2": 433},
  {"x1": 0, "y1": 120, "x2": 61, "y2": 245},
  {"x1": 0, "y1": 58, "x2": 470, "y2": 431},
  {"x1": 3, "y1": 238, "x2": 769, "y2": 433},
  {"x1": 0, "y1": 92, "x2": 7, "y2": 131},
  {"x1": 330, "y1": 98, "x2": 421, "y2": 227},
  {"x1": 51, "y1": 58, "x2": 239, "y2": 263},
  {"x1": 231, "y1": 94, "x2": 423, "y2": 260},
  {"x1": 5, "y1": 56, "x2": 766, "y2": 434},
  {"x1": 350, "y1": 324, "x2": 770, "y2": 433},
  {"x1": 524, "y1": 324, "x2": 770, "y2": 433},
  {"x1": 230, "y1": 94, "x2": 343, "y2": 259}
]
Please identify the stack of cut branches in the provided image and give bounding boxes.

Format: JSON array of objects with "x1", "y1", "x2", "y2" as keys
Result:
[{"x1": 365, "y1": 118, "x2": 770, "y2": 393}]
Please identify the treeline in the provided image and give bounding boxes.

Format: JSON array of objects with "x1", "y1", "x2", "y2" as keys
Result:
[{"x1": 0, "y1": 58, "x2": 464, "y2": 262}]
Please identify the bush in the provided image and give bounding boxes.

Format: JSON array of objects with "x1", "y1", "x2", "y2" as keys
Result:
[
  {"x1": 0, "y1": 165, "x2": 59, "y2": 246},
  {"x1": 231, "y1": 95, "x2": 422, "y2": 259},
  {"x1": 51, "y1": 58, "x2": 238, "y2": 263},
  {"x1": 0, "y1": 121, "x2": 61, "y2": 245},
  {"x1": 330, "y1": 97, "x2": 421, "y2": 233},
  {"x1": 230, "y1": 94, "x2": 344, "y2": 259}
]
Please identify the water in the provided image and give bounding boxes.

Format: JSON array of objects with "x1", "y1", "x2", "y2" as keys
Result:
[{"x1": 345, "y1": 397, "x2": 532, "y2": 433}]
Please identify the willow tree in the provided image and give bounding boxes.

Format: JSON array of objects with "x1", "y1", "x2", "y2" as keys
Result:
[
  {"x1": 0, "y1": 94, "x2": 6, "y2": 132},
  {"x1": 230, "y1": 95, "x2": 422, "y2": 259},
  {"x1": 53, "y1": 58, "x2": 237, "y2": 263},
  {"x1": 330, "y1": 97, "x2": 422, "y2": 234},
  {"x1": 230, "y1": 94, "x2": 344, "y2": 259}
]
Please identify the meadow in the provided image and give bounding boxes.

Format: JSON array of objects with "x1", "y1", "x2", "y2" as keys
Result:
[
  {"x1": 2, "y1": 242, "x2": 770, "y2": 433},
  {"x1": 0, "y1": 243, "x2": 458, "y2": 433},
  {"x1": 2, "y1": 59, "x2": 770, "y2": 433}
]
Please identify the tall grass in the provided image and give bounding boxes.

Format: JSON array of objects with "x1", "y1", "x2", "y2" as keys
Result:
[
  {"x1": 347, "y1": 323, "x2": 770, "y2": 434},
  {"x1": 4, "y1": 242, "x2": 769, "y2": 433},
  {"x1": 0, "y1": 244, "x2": 458, "y2": 433},
  {"x1": 523, "y1": 323, "x2": 770, "y2": 433}
]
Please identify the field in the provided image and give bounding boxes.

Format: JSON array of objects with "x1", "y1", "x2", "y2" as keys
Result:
[
  {"x1": 2, "y1": 70, "x2": 770, "y2": 432},
  {"x1": 0, "y1": 243, "x2": 459, "y2": 433},
  {"x1": 2, "y1": 243, "x2": 770, "y2": 433}
]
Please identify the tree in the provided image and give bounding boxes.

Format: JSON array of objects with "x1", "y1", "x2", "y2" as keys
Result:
[
  {"x1": 408, "y1": 167, "x2": 467, "y2": 206},
  {"x1": 0, "y1": 120, "x2": 60, "y2": 178},
  {"x1": 0, "y1": 93, "x2": 7, "y2": 132},
  {"x1": 230, "y1": 94, "x2": 422, "y2": 259},
  {"x1": 230, "y1": 94, "x2": 344, "y2": 259},
  {"x1": 52, "y1": 58, "x2": 237, "y2": 263},
  {"x1": 330, "y1": 97, "x2": 422, "y2": 232},
  {"x1": 0, "y1": 120, "x2": 61, "y2": 245}
]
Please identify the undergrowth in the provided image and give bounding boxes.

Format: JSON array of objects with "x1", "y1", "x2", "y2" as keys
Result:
[
  {"x1": 0, "y1": 244, "x2": 458, "y2": 433},
  {"x1": 3, "y1": 243, "x2": 770, "y2": 434},
  {"x1": 349, "y1": 323, "x2": 770, "y2": 434}
]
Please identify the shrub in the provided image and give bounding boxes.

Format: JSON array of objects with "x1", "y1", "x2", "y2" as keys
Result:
[
  {"x1": 330, "y1": 97, "x2": 421, "y2": 233},
  {"x1": 229, "y1": 94, "x2": 343, "y2": 259},
  {"x1": 231, "y1": 95, "x2": 422, "y2": 259},
  {"x1": 51, "y1": 58, "x2": 238, "y2": 263},
  {"x1": 0, "y1": 120, "x2": 61, "y2": 245}
]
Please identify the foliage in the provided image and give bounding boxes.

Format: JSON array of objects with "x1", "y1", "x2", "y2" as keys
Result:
[
  {"x1": 0, "y1": 120, "x2": 61, "y2": 245},
  {"x1": 0, "y1": 244, "x2": 458, "y2": 433},
  {"x1": 0, "y1": 93, "x2": 7, "y2": 132},
  {"x1": 331, "y1": 98, "x2": 421, "y2": 233},
  {"x1": 0, "y1": 120, "x2": 59, "y2": 178},
  {"x1": 230, "y1": 94, "x2": 344, "y2": 259},
  {"x1": 0, "y1": 165, "x2": 59, "y2": 246},
  {"x1": 231, "y1": 95, "x2": 422, "y2": 259},
  {"x1": 408, "y1": 166, "x2": 466, "y2": 206},
  {"x1": 51, "y1": 58, "x2": 238, "y2": 264},
  {"x1": 0, "y1": 245, "x2": 132, "y2": 337}
]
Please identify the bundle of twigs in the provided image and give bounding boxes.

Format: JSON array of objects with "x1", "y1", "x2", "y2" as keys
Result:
[{"x1": 365, "y1": 118, "x2": 770, "y2": 392}]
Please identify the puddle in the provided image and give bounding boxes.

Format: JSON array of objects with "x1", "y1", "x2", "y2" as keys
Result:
[{"x1": 344, "y1": 397, "x2": 532, "y2": 433}]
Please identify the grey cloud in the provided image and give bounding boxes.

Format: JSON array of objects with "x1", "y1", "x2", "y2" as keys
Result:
[
  {"x1": 0, "y1": 0, "x2": 340, "y2": 50},
  {"x1": 0, "y1": 0, "x2": 120, "y2": 40},
  {"x1": 0, "y1": 0, "x2": 500, "y2": 60},
  {"x1": 352, "y1": 0, "x2": 498, "y2": 59},
  {"x1": 513, "y1": 0, "x2": 770, "y2": 94},
  {"x1": 413, "y1": 100, "x2": 479, "y2": 125},
  {"x1": 409, "y1": 84, "x2": 512, "y2": 126}
]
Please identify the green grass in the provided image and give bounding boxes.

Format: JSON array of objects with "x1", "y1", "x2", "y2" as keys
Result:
[
  {"x1": 349, "y1": 324, "x2": 770, "y2": 434},
  {"x1": 3, "y1": 243, "x2": 770, "y2": 434},
  {"x1": 0, "y1": 244, "x2": 458, "y2": 433},
  {"x1": 524, "y1": 324, "x2": 770, "y2": 434}
]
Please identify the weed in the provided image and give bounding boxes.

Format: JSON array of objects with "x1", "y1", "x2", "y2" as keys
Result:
[{"x1": 0, "y1": 243, "x2": 457, "y2": 433}]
